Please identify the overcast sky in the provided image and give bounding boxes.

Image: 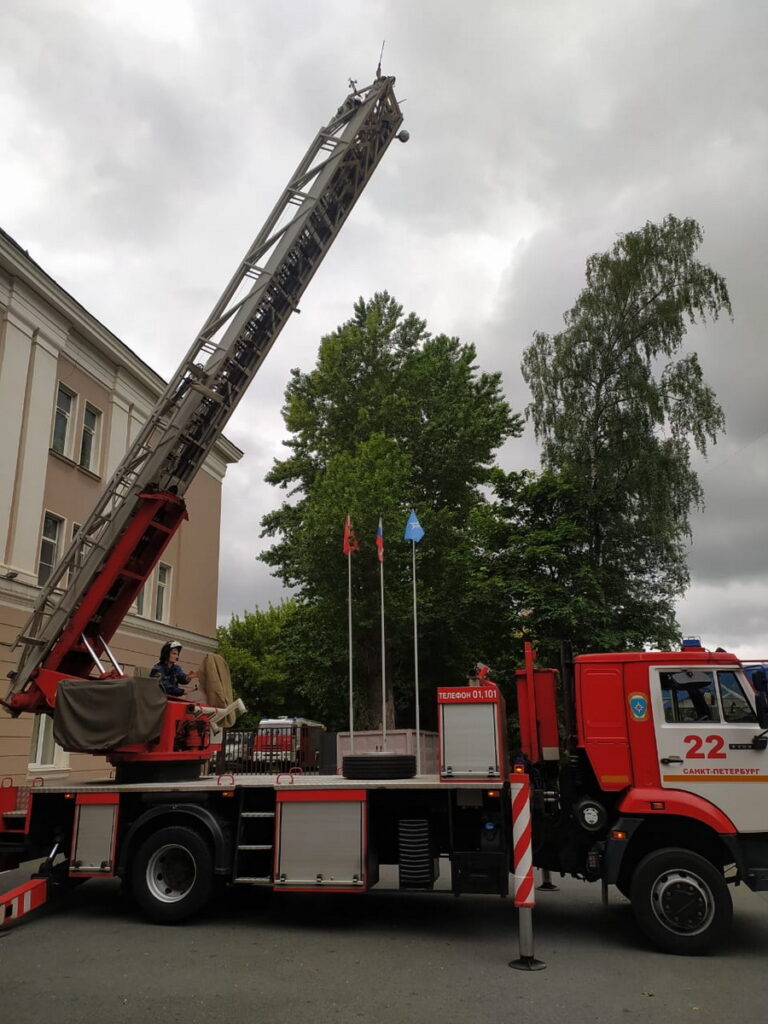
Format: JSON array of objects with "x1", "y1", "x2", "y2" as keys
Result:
[{"x1": 2, "y1": 0, "x2": 767, "y2": 657}]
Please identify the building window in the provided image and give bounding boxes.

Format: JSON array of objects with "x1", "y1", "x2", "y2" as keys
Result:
[
  {"x1": 30, "y1": 714, "x2": 56, "y2": 766},
  {"x1": 29, "y1": 715, "x2": 69, "y2": 771},
  {"x1": 130, "y1": 565, "x2": 172, "y2": 621},
  {"x1": 38, "y1": 512, "x2": 63, "y2": 586},
  {"x1": 67, "y1": 523, "x2": 81, "y2": 585},
  {"x1": 155, "y1": 563, "x2": 170, "y2": 621},
  {"x1": 52, "y1": 384, "x2": 75, "y2": 456},
  {"x1": 79, "y1": 404, "x2": 101, "y2": 472}
]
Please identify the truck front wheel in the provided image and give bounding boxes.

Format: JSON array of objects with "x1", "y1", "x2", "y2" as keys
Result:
[
  {"x1": 629, "y1": 847, "x2": 732, "y2": 955},
  {"x1": 130, "y1": 825, "x2": 214, "y2": 924}
]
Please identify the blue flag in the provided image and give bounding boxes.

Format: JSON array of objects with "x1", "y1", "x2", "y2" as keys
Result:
[{"x1": 403, "y1": 510, "x2": 425, "y2": 543}]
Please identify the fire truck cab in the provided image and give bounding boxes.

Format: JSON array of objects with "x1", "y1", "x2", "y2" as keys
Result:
[{"x1": 518, "y1": 640, "x2": 768, "y2": 953}]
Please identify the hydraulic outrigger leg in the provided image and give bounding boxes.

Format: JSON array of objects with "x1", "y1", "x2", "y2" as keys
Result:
[{"x1": 509, "y1": 772, "x2": 546, "y2": 971}]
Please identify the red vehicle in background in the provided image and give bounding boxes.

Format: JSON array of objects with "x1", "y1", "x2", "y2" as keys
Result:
[{"x1": 253, "y1": 717, "x2": 326, "y2": 771}]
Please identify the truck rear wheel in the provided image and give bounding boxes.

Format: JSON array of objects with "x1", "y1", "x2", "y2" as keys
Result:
[
  {"x1": 629, "y1": 847, "x2": 731, "y2": 955},
  {"x1": 131, "y1": 825, "x2": 214, "y2": 924}
]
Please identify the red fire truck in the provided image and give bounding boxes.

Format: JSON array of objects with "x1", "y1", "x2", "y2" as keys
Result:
[
  {"x1": 1, "y1": 71, "x2": 767, "y2": 960},
  {"x1": 2, "y1": 640, "x2": 766, "y2": 957},
  {"x1": 253, "y1": 718, "x2": 326, "y2": 769}
]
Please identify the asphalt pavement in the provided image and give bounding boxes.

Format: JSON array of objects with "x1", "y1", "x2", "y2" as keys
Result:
[{"x1": 1, "y1": 865, "x2": 766, "y2": 1024}]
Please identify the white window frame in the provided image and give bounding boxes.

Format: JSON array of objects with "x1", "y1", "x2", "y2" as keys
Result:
[
  {"x1": 130, "y1": 563, "x2": 172, "y2": 622},
  {"x1": 28, "y1": 714, "x2": 69, "y2": 772},
  {"x1": 132, "y1": 581, "x2": 147, "y2": 617},
  {"x1": 38, "y1": 511, "x2": 65, "y2": 586},
  {"x1": 51, "y1": 383, "x2": 76, "y2": 458},
  {"x1": 154, "y1": 563, "x2": 171, "y2": 622},
  {"x1": 67, "y1": 522, "x2": 82, "y2": 585},
  {"x1": 78, "y1": 403, "x2": 102, "y2": 473}
]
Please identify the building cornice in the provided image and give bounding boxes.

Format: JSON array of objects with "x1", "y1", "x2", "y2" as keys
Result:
[{"x1": 0, "y1": 228, "x2": 243, "y2": 469}]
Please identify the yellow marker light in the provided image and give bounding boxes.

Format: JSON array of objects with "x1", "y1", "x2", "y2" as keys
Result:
[
  {"x1": 611, "y1": 830, "x2": 628, "y2": 841},
  {"x1": 513, "y1": 763, "x2": 526, "y2": 774},
  {"x1": 487, "y1": 790, "x2": 500, "y2": 798},
  {"x1": 220, "y1": 790, "x2": 235, "y2": 798},
  {"x1": 650, "y1": 801, "x2": 665, "y2": 810}
]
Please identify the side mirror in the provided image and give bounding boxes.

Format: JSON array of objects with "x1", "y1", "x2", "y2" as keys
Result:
[{"x1": 756, "y1": 692, "x2": 768, "y2": 730}]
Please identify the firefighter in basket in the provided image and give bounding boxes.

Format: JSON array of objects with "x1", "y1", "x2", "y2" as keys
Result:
[{"x1": 150, "y1": 639, "x2": 198, "y2": 697}]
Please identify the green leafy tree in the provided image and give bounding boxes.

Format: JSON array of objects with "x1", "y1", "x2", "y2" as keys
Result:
[
  {"x1": 520, "y1": 215, "x2": 730, "y2": 651},
  {"x1": 481, "y1": 469, "x2": 654, "y2": 668},
  {"x1": 216, "y1": 601, "x2": 300, "y2": 727},
  {"x1": 261, "y1": 293, "x2": 521, "y2": 727}
]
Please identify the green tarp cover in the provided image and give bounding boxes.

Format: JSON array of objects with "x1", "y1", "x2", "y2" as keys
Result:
[{"x1": 53, "y1": 676, "x2": 167, "y2": 752}]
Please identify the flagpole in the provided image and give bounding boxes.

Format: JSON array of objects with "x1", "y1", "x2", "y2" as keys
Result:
[
  {"x1": 380, "y1": 545, "x2": 387, "y2": 750},
  {"x1": 411, "y1": 538, "x2": 421, "y2": 775},
  {"x1": 348, "y1": 544, "x2": 354, "y2": 754},
  {"x1": 343, "y1": 515, "x2": 359, "y2": 755},
  {"x1": 403, "y1": 510, "x2": 424, "y2": 772}
]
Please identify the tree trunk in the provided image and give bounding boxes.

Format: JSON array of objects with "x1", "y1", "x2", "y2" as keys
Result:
[{"x1": 359, "y1": 641, "x2": 395, "y2": 730}]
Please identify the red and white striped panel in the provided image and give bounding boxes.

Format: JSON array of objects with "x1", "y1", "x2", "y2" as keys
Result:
[
  {"x1": 0, "y1": 878, "x2": 47, "y2": 927},
  {"x1": 510, "y1": 773, "x2": 535, "y2": 908}
]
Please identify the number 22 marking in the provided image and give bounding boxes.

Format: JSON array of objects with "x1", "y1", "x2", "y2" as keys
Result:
[{"x1": 684, "y1": 734, "x2": 726, "y2": 759}]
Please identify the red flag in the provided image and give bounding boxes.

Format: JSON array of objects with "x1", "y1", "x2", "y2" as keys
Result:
[
  {"x1": 343, "y1": 515, "x2": 359, "y2": 555},
  {"x1": 376, "y1": 518, "x2": 384, "y2": 562}
]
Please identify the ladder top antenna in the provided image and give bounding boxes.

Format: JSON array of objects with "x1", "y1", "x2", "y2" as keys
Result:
[{"x1": 376, "y1": 40, "x2": 385, "y2": 79}]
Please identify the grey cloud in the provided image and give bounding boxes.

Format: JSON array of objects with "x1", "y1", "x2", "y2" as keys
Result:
[{"x1": 3, "y1": 0, "x2": 768, "y2": 652}]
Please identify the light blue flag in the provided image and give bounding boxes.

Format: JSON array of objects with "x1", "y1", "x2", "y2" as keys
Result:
[{"x1": 403, "y1": 510, "x2": 425, "y2": 543}]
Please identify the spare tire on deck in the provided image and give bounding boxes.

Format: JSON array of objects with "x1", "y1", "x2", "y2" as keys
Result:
[{"x1": 342, "y1": 753, "x2": 417, "y2": 780}]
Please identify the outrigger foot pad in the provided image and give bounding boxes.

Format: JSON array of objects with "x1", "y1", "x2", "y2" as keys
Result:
[{"x1": 509, "y1": 956, "x2": 547, "y2": 971}]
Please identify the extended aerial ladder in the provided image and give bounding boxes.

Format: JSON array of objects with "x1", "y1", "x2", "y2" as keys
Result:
[
  {"x1": 0, "y1": 76, "x2": 533, "y2": 969},
  {"x1": 2, "y1": 75, "x2": 406, "y2": 752}
]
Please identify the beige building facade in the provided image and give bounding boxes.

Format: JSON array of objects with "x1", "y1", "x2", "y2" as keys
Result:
[{"x1": 0, "y1": 228, "x2": 241, "y2": 785}]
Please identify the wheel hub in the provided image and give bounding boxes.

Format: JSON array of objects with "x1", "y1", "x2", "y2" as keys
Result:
[
  {"x1": 651, "y1": 869, "x2": 714, "y2": 936},
  {"x1": 146, "y1": 844, "x2": 197, "y2": 904}
]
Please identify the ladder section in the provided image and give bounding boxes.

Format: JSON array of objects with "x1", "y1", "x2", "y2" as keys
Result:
[
  {"x1": 6, "y1": 75, "x2": 404, "y2": 702},
  {"x1": 140, "y1": 75, "x2": 404, "y2": 499},
  {"x1": 233, "y1": 788, "x2": 278, "y2": 884},
  {"x1": 45, "y1": 494, "x2": 187, "y2": 680}
]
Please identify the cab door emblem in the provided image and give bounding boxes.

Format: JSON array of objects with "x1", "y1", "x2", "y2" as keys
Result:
[{"x1": 629, "y1": 693, "x2": 648, "y2": 721}]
